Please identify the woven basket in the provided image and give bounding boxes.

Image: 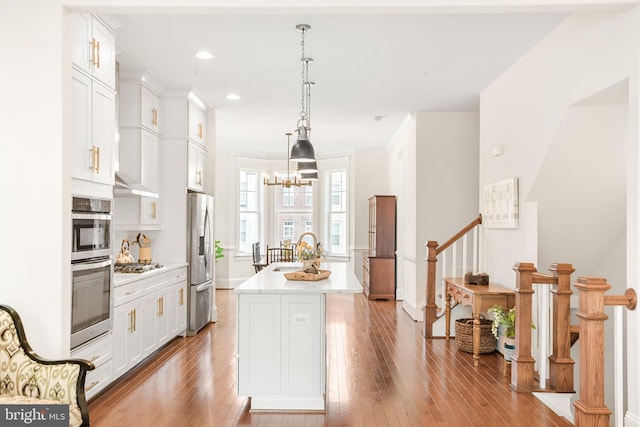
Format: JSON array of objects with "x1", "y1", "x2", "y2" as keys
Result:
[{"x1": 454, "y1": 316, "x2": 496, "y2": 354}]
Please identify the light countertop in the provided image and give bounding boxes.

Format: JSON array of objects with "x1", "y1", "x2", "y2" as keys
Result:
[
  {"x1": 114, "y1": 262, "x2": 188, "y2": 286},
  {"x1": 235, "y1": 262, "x2": 363, "y2": 294}
]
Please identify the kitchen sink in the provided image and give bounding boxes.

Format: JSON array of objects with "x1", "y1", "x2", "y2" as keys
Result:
[{"x1": 272, "y1": 266, "x2": 300, "y2": 272}]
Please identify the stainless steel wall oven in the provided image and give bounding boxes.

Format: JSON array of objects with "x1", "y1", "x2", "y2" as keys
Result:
[{"x1": 71, "y1": 196, "x2": 113, "y2": 349}]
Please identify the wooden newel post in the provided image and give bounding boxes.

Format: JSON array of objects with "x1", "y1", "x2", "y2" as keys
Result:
[
  {"x1": 548, "y1": 263, "x2": 575, "y2": 392},
  {"x1": 511, "y1": 262, "x2": 537, "y2": 392},
  {"x1": 423, "y1": 240, "x2": 439, "y2": 338},
  {"x1": 573, "y1": 278, "x2": 637, "y2": 427}
]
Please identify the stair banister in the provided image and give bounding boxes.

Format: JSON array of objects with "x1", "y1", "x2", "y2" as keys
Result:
[
  {"x1": 511, "y1": 262, "x2": 574, "y2": 392},
  {"x1": 423, "y1": 214, "x2": 482, "y2": 338},
  {"x1": 548, "y1": 263, "x2": 576, "y2": 393},
  {"x1": 573, "y1": 278, "x2": 637, "y2": 427}
]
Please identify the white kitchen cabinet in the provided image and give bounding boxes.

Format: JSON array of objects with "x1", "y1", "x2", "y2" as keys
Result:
[
  {"x1": 116, "y1": 77, "x2": 162, "y2": 229},
  {"x1": 71, "y1": 69, "x2": 115, "y2": 186},
  {"x1": 70, "y1": 13, "x2": 115, "y2": 90},
  {"x1": 139, "y1": 197, "x2": 159, "y2": 226},
  {"x1": 120, "y1": 81, "x2": 162, "y2": 136},
  {"x1": 237, "y1": 293, "x2": 323, "y2": 406},
  {"x1": 168, "y1": 268, "x2": 188, "y2": 336},
  {"x1": 187, "y1": 102, "x2": 207, "y2": 146},
  {"x1": 187, "y1": 142, "x2": 206, "y2": 192},
  {"x1": 112, "y1": 298, "x2": 144, "y2": 380},
  {"x1": 71, "y1": 332, "x2": 112, "y2": 400},
  {"x1": 112, "y1": 267, "x2": 187, "y2": 382},
  {"x1": 119, "y1": 128, "x2": 160, "y2": 193},
  {"x1": 163, "y1": 92, "x2": 210, "y2": 192},
  {"x1": 235, "y1": 262, "x2": 362, "y2": 411},
  {"x1": 140, "y1": 291, "x2": 158, "y2": 358}
]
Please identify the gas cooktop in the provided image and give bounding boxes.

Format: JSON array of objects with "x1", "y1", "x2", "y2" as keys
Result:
[{"x1": 114, "y1": 262, "x2": 164, "y2": 274}]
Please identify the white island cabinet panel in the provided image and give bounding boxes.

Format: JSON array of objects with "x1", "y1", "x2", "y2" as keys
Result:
[
  {"x1": 238, "y1": 294, "x2": 281, "y2": 396},
  {"x1": 235, "y1": 262, "x2": 361, "y2": 411}
]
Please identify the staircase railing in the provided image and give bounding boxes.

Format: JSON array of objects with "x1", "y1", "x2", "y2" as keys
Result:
[
  {"x1": 423, "y1": 214, "x2": 483, "y2": 338},
  {"x1": 573, "y1": 277, "x2": 636, "y2": 427},
  {"x1": 511, "y1": 262, "x2": 575, "y2": 392},
  {"x1": 513, "y1": 263, "x2": 638, "y2": 426}
]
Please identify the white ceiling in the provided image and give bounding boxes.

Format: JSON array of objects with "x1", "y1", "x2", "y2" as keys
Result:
[{"x1": 106, "y1": 11, "x2": 570, "y2": 158}]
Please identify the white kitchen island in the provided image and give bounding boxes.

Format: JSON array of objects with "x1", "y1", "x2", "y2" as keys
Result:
[{"x1": 235, "y1": 262, "x2": 362, "y2": 411}]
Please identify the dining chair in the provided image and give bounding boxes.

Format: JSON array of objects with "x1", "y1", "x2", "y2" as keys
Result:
[
  {"x1": 252, "y1": 242, "x2": 266, "y2": 273},
  {"x1": 266, "y1": 245, "x2": 295, "y2": 264}
]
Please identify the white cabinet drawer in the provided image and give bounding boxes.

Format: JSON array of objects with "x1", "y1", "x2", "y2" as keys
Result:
[
  {"x1": 114, "y1": 279, "x2": 146, "y2": 307},
  {"x1": 84, "y1": 359, "x2": 113, "y2": 400},
  {"x1": 168, "y1": 267, "x2": 187, "y2": 284},
  {"x1": 71, "y1": 333, "x2": 112, "y2": 367}
]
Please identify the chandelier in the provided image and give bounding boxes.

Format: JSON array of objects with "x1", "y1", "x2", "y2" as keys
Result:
[
  {"x1": 263, "y1": 133, "x2": 313, "y2": 188},
  {"x1": 289, "y1": 24, "x2": 318, "y2": 167}
]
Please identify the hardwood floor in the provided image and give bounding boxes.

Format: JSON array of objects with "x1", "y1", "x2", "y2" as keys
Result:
[{"x1": 89, "y1": 289, "x2": 572, "y2": 427}]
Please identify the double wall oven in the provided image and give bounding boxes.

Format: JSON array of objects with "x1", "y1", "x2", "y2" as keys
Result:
[{"x1": 71, "y1": 196, "x2": 113, "y2": 349}]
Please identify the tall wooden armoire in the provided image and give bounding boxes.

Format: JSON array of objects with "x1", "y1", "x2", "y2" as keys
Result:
[{"x1": 362, "y1": 195, "x2": 396, "y2": 300}]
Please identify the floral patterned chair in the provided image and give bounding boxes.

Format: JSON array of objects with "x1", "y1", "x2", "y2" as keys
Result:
[{"x1": 0, "y1": 304, "x2": 95, "y2": 427}]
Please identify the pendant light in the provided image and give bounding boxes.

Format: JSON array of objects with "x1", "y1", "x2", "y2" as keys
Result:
[
  {"x1": 263, "y1": 133, "x2": 313, "y2": 188},
  {"x1": 296, "y1": 160, "x2": 318, "y2": 174},
  {"x1": 290, "y1": 24, "x2": 317, "y2": 163}
]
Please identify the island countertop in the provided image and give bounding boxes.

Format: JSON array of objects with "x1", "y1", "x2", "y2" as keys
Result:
[{"x1": 235, "y1": 261, "x2": 362, "y2": 294}]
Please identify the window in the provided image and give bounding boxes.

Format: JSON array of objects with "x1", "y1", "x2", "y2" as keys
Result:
[
  {"x1": 283, "y1": 188, "x2": 294, "y2": 207},
  {"x1": 327, "y1": 170, "x2": 347, "y2": 255},
  {"x1": 305, "y1": 186, "x2": 313, "y2": 206},
  {"x1": 275, "y1": 184, "x2": 313, "y2": 245},
  {"x1": 283, "y1": 220, "x2": 294, "y2": 241},
  {"x1": 238, "y1": 170, "x2": 261, "y2": 254}
]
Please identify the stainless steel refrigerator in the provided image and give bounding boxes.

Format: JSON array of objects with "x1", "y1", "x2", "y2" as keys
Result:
[{"x1": 187, "y1": 192, "x2": 214, "y2": 335}]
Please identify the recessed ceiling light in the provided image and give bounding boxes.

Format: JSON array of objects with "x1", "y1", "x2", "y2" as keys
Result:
[
  {"x1": 195, "y1": 51, "x2": 214, "y2": 60},
  {"x1": 226, "y1": 93, "x2": 241, "y2": 100}
]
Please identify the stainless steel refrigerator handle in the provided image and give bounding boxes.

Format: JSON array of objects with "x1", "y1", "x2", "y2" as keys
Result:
[{"x1": 195, "y1": 282, "x2": 212, "y2": 292}]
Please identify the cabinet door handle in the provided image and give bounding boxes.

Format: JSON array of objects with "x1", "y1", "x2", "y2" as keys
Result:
[
  {"x1": 95, "y1": 40, "x2": 101, "y2": 69},
  {"x1": 179, "y1": 288, "x2": 184, "y2": 306},
  {"x1": 151, "y1": 107, "x2": 158, "y2": 126},
  {"x1": 133, "y1": 309, "x2": 137, "y2": 332},
  {"x1": 151, "y1": 201, "x2": 157, "y2": 219},
  {"x1": 161, "y1": 296, "x2": 164, "y2": 316},
  {"x1": 89, "y1": 146, "x2": 97, "y2": 172},
  {"x1": 157, "y1": 297, "x2": 161, "y2": 317},
  {"x1": 89, "y1": 38, "x2": 96, "y2": 66},
  {"x1": 196, "y1": 170, "x2": 202, "y2": 186},
  {"x1": 128, "y1": 310, "x2": 133, "y2": 333},
  {"x1": 85, "y1": 381, "x2": 99, "y2": 392},
  {"x1": 198, "y1": 123, "x2": 203, "y2": 139},
  {"x1": 95, "y1": 146, "x2": 100, "y2": 173}
]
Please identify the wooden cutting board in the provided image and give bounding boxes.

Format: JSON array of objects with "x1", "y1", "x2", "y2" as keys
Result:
[{"x1": 284, "y1": 270, "x2": 331, "y2": 281}]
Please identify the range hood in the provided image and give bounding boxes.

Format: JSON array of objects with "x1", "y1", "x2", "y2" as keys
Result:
[{"x1": 114, "y1": 173, "x2": 159, "y2": 199}]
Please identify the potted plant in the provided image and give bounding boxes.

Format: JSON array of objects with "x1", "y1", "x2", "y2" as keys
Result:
[
  {"x1": 214, "y1": 240, "x2": 224, "y2": 261},
  {"x1": 488, "y1": 305, "x2": 516, "y2": 361}
]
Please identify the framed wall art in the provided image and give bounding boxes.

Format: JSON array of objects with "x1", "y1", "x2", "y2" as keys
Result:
[{"x1": 483, "y1": 177, "x2": 519, "y2": 229}]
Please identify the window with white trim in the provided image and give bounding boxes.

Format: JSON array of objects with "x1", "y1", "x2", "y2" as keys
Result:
[
  {"x1": 327, "y1": 170, "x2": 347, "y2": 255},
  {"x1": 275, "y1": 184, "x2": 313, "y2": 245},
  {"x1": 239, "y1": 170, "x2": 261, "y2": 254}
]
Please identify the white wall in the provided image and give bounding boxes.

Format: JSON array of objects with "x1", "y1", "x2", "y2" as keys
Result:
[
  {"x1": 388, "y1": 116, "x2": 416, "y2": 308},
  {"x1": 351, "y1": 152, "x2": 390, "y2": 280},
  {"x1": 389, "y1": 112, "x2": 479, "y2": 320},
  {"x1": 480, "y1": 8, "x2": 640, "y2": 424},
  {"x1": 0, "y1": 3, "x2": 69, "y2": 357}
]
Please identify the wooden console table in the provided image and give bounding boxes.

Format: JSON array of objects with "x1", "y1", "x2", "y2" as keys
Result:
[{"x1": 444, "y1": 277, "x2": 515, "y2": 366}]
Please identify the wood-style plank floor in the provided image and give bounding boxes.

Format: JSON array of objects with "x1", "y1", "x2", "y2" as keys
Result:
[{"x1": 89, "y1": 290, "x2": 572, "y2": 426}]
